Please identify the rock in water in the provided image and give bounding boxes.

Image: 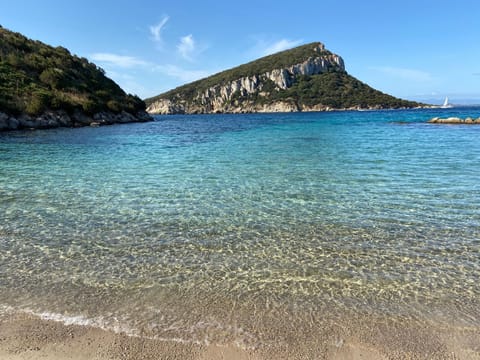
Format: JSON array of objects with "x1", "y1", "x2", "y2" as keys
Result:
[{"x1": 428, "y1": 117, "x2": 480, "y2": 124}]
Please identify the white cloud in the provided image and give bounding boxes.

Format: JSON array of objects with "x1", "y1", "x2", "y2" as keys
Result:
[
  {"x1": 153, "y1": 64, "x2": 211, "y2": 82},
  {"x1": 177, "y1": 34, "x2": 196, "y2": 60},
  {"x1": 372, "y1": 66, "x2": 433, "y2": 82},
  {"x1": 260, "y1": 39, "x2": 303, "y2": 56},
  {"x1": 90, "y1": 53, "x2": 148, "y2": 68},
  {"x1": 150, "y1": 15, "x2": 169, "y2": 42}
]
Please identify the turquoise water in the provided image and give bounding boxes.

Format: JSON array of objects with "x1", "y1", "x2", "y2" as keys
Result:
[{"x1": 1, "y1": 109, "x2": 479, "y2": 346}]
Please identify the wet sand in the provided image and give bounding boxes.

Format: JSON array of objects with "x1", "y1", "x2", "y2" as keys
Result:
[{"x1": 1, "y1": 312, "x2": 479, "y2": 359}]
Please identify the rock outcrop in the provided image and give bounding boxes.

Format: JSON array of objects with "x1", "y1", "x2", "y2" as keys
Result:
[
  {"x1": 145, "y1": 42, "x2": 420, "y2": 114},
  {"x1": 428, "y1": 117, "x2": 480, "y2": 124},
  {"x1": 0, "y1": 110, "x2": 152, "y2": 131}
]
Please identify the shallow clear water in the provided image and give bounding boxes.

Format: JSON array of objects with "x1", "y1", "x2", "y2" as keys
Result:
[{"x1": 1, "y1": 108, "x2": 479, "y2": 346}]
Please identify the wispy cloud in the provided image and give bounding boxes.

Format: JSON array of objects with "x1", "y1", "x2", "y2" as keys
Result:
[
  {"x1": 371, "y1": 66, "x2": 432, "y2": 82},
  {"x1": 177, "y1": 34, "x2": 196, "y2": 60},
  {"x1": 90, "y1": 51, "x2": 212, "y2": 89},
  {"x1": 150, "y1": 15, "x2": 169, "y2": 42},
  {"x1": 90, "y1": 53, "x2": 148, "y2": 68},
  {"x1": 473, "y1": 72, "x2": 480, "y2": 76},
  {"x1": 153, "y1": 64, "x2": 211, "y2": 82},
  {"x1": 261, "y1": 39, "x2": 304, "y2": 56}
]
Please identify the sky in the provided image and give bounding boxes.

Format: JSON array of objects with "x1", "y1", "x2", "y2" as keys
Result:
[{"x1": 1, "y1": 0, "x2": 479, "y2": 104}]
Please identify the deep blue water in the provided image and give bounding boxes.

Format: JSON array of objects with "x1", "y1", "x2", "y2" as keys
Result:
[{"x1": 0, "y1": 108, "x2": 479, "y2": 345}]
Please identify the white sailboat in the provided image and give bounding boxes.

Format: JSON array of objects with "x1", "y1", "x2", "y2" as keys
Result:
[{"x1": 441, "y1": 96, "x2": 453, "y2": 108}]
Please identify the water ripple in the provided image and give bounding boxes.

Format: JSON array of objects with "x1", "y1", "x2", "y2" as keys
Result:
[{"x1": 1, "y1": 109, "x2": 480, "y2": 344}]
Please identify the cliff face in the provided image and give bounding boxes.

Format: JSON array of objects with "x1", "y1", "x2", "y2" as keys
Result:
[
  {"x1": 145, "y1": 42, "x2": 420, "y2": 114},
  {"x1": 147, "y1": 43, "x2": 347, "y2": 114}
]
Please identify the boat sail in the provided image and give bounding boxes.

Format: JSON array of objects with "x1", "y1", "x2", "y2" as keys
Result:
[{"x1": 441, "y1": 96, "x2": 453, "y2": 108}]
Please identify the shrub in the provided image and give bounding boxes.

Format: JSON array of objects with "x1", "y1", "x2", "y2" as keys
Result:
[
  {"x1": 106, "y1": 100, "x2": 121, "y2": 113},
  {"x1": 39, "y1": 68, "x2": 63, "y2": 89},
  {"x1": 26, "y1": 90, "x2": 51, "y2": 115},
  {"x1": 82, "y1": 99, "x2": 101, "y2": 114}
]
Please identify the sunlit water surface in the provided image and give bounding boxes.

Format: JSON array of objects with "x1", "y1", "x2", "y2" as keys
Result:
[{"x1": 1, "y1": 108, "x2": 479, "y2": 347}]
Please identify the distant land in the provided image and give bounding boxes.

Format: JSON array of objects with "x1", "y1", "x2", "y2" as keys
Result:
[
  {"x1": 145, "y1": 42, "x2": 422, "y2": 114},
  {"x1": 0, "y1": 25, "x2": 151, "y2": 131}
]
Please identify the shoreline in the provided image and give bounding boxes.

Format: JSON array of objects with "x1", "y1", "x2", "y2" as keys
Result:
[
  {"x1": 146, "y1": 104, "x2": 426, "y2": 116},
  {"x1": 1, "y1": 309, "x2": 478, "y2": 359},
  {"x1": 0, "y1": 109, "x2": 152, "y2": 132}
]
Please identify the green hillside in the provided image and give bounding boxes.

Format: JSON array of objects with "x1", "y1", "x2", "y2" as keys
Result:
[
  {"x1": 0, "y1": 25, "x2": 145, "y2": 117},
  {"x1": 146, "y1": 42, "x2": 340, "y2": 104},
  {"x1": 145, "y1": 42, "x2": 421, "y2": 113},
  {"x1": 244, "y1": 72, "x2": 417, "y2": 109}
]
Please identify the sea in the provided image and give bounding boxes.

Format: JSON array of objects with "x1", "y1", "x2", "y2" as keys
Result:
[{"x1": 0, "y1": 108, "x2": 479, "y2": 349}]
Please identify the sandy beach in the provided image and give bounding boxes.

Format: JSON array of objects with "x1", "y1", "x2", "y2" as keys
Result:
[{"x1": 1, "y1": 311, "x2": 479, "y2": 359}]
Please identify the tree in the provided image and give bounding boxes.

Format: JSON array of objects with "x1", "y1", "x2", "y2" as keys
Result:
[{"x1": 26, "y1": 90, "x2": 51, "y2": 115}]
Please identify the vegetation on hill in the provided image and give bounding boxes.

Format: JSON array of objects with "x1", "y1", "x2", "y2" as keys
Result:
[
  {"x1": 0, "y1": 25, "x2": 145, "y2": 117},
  {"x1": 145, "y1": 42, "x2": 341, "y2": 105},
  {"x1": 243, "y1": 71, "x2": 418, "y2": 109},
  {"x1": 145, "y1": 42, "x2": 421, "y2": 112}
]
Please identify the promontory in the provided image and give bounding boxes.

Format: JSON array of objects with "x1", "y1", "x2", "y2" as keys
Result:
[
  {"x1": 145, "y1": 42, "x2": 421, "y2": 114},
  {"x1": 0, "y1": 25, "x2": 151, "y2": 131}
]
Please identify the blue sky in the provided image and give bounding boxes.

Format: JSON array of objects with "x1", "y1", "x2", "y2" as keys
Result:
[{"x1": 1, "y1": 0, "x2": 479, "y2": 104}]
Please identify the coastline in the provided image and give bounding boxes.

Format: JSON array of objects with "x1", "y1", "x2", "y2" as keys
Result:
[
  {"x1": 146, "y1": 99, "x2": 424, "y2": 115},
  {"x1": 0, "y1": 109, "x2": 152, "y2": 131},
  {"x1": 1, "y1": 310, "x2": 478, "y2": 359}
]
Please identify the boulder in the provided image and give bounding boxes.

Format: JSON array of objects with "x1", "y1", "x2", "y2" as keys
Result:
[
  {"x1": 7, "y1": 116, "x2": 19, "y2": 130},
  {"x1": 72, "y1": 110, "x2": 94, "y2": 125},
  {"x1": 0, "y1": 112, "x2": 10, "y2": 130},
  {"x1": 18, "y1": 114, "x2": 37, "y2": 128}
]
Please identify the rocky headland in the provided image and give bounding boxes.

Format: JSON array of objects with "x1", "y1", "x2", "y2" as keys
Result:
[{"x1": 146, "y1": 42, "x2": 421, "y2": 114}]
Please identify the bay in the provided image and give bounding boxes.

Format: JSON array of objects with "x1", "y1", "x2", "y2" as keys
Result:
[{"x1": 0, "y1": 108, "x2": 479, "y2": 348}]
